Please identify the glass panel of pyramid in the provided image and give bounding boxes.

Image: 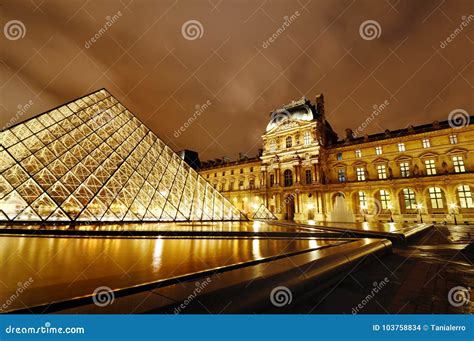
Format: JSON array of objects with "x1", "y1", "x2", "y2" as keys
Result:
[
  {"x1": 0, "y1": 89, "x2": 247, "y2": 222},
  {"x1": 251, "y1": 204, "x2": 277, "y2": 220}
]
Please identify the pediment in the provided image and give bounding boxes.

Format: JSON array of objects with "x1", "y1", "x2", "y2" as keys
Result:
[
  {"x1": 445, "y1": 147, "x2": 468, "y2": 155},
  {"x1": 373, "y1": 157, "x2": 389, "y2": 164},
  {"x1": 418, "y1": 151, "x2": 439, "y2": 159},
  {"x1": 394, "y1": 154, "x2": 413, "y2": 162},
  {"x1": 265, "y1": 118, "x2": 313, "y2": 135}
]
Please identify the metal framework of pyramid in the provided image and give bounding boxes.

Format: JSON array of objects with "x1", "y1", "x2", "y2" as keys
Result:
[
  {"x1": 251, "y1": 204, "x2": 277, "y2": 220},
  {"x1": 0, "y1": 89, "x2": 247, "y2": 223}
]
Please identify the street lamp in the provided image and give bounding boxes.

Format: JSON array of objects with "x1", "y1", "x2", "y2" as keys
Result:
[
  {"x1": 387, "y1": 202, "x2": 394, "y2": 222},
  {"x1": 416, "y1": 203, "x2": 423, "y2": 223},
  {"x1": 449, "y1": 203, "x2": 458, "y2": 225},
  {"x1": 361, "y1": 203, "x2": 368, "y2": 222}
]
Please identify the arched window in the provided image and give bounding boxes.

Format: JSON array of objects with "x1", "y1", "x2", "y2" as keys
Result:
[
  {"x1": 303, "y1": 131, "x2": 311, "y2": 145},
  {"x1": 457, "y1": 185, "x2": 474, "y2": 208},
  {"x1": 378, "y1": 190, "x2": 391, "y2": 210},
  {"x1": 401, "y1": 188, "x2": 416, "y2": 211},
  {"x1": 284, "y1": 169, "x2": 293, "y2": 187},
  {"x1": 428, "y1": 187, "x2": 444, "y2": 209},
  {"x1": 286, "y1": 136, "x2": 292, "y2": 148}
]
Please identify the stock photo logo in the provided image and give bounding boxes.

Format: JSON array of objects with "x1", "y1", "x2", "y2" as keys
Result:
[
  {"x1": 92, "y1": 286, "x2": 115, "y2": 307},
  {"x1": 359, "y1": 20, "x2": 381, "y2": 40},
  {"x1": 448, "y1": 109, "x2": 470, "y2": 129},
  {"x1": 270, "y1": 286, "x2": 292, "y2": 307},
  {"x1": 4, "y1": 20, "x2": 26, "y2": 40},
  {"x1": 447, "y1": 286, "x2": 470, "y2": 307},
  {"x1": 181, "y1": 20, "x2": 204, "y2": 40}
]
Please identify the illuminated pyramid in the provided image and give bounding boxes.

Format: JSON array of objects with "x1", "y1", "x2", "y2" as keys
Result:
[
  {"x1": 0, "y1": 89, "x2": 246, "y2": 222},
  {"x1": 251, "y1": 204, "x2": 277, "y2": 220}
]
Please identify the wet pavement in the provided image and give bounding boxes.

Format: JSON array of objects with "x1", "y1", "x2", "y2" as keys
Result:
[{"x1": 284, "y1": 225, "x2": 473, "y2": 314}]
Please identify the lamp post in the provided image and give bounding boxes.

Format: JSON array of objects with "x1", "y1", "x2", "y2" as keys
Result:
[
  {"x1": 416, "y1": 203, "x2": 423, "y2": 223},
  {"x1": 387, "y1": 202, "x2": 394, "y2": 222},
  {"x1": 449, "y1": 203, "x2": 458, "y2": 225},
  {"x1": 361, "y1": 203, "x2": 368, "y2": 222}
]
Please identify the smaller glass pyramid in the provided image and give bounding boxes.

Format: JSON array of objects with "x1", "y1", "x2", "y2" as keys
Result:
[
  {"x1": 0, "y1": 89, "x2": 246, "y2": 222},
  {"x1": 251, "y1": 204, "x2": 277, "y2": 220}
]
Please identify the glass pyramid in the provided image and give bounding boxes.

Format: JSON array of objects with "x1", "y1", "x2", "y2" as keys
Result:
[
  {"x1": 251, "y1": 204, "x2": 277, "y2": 220},
  {"x1": 0, "y1": 89, "x2": 246, "y2": 222}
]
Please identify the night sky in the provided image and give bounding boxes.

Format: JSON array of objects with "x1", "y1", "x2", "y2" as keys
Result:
[{"x1": 1, "y1": 0, "x2": 473, "y2": 161}]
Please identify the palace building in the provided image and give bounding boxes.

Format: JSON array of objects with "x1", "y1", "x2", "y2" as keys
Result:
[{"x1": 199, "y1": 95, "x2": 474, "y2": 224}]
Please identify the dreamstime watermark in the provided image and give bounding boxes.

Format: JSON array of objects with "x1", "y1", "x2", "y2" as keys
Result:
[
  {"x1": 352, "y1": 100, "x2": 390, "y2": 137},
  {"x1": 447, "y1": 286, "x2": 470, "y2": 307},
  {"x1": 173, "y1": 277, "x2": 212, "y2": 314},
  {"x1": 262, "y1": 11, "x2": 301, "y2": 49},
  {"x1": 360, "y1": 197, "x2": 383, "y2": 216},
  {"x1": 448, "y1": 109, "x2": 470, "y2": 129},
  {"x1": 92, "y1": 286, "x2": 115, "y2": 307},
  {"x1": 440, "y1": 15, "x2": 474, "y2": 49},
  {"x1": 0, "y1": 277, "x2": 34, "y2": 312},
  {"x1": 4, "y1": 20, "x2": 26, "y2": 40},
  {"x1": 270, "y1": 286, "x2": 292, "y2": 307},
  {"x1": 5, "y1": 322, "x2": 85, "y2": 335},
  {"x1": 84, "y1": 11, "x2": 123, "y2": 49},
  {"x1": 351, "y1": 277, "x2": 389, "y2": 314},
  {"x1": 174, "y1": 100, "x2": 212, "y2": 138},
  {"x1": 181, "y1": 20, "x2": 204, "y2": 40},
  {"x1": 359, "y1": 20, "x2": 381, "y2": 40},
  {"x1": 3, "y1": 100, "x2": 34, "y2": 130}
]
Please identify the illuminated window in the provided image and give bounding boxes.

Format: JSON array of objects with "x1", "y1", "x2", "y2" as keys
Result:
[
  {"x1": 377, "y1": 165, "x2": 387, "y2": 179},
  {"x1": 358, "y1": 191, "x2": 367, "y2": 208},
  {"x1": 449, "y1": 134, "x2": 458, "y2": 144},
  {"x1": 429, "y1": 187, "x2": 443, "y2": 209},
  {"x1": 398, "y1": 143, "x2": 405, "y2": 152},
  {"x1": 303, "y1": 131, "x2": 311, "y2": 145},
  {"x1": 452, "y1": 156, "x2": 465, "y2": 173},
  {"x1": 286, "y1": 136, "x2": 292, "y2": 148},
  {"x1": 425, "y1": 159, "x2": 436, "y2": 175},
  {"x1": 402, "y1": 188, "x2": 416, "y2": 210},
  {"x1": 337, "y1": 169, "x2": 346, "y2": 183},
  {"x1": 375, "y1": 146, "x2": 382, "y2": 155},
  {"x1": 355, "y1": 149, "x2": 362, "y2": 158},
  {"x1": 400, "y1": 162, "x2": 410, "y2": 177},
  {"x1": 379, "y1": 190, "x2": 391, "y2": 209},
  {"x1": 270, "y1": 140, "x2": 276, "y2": 152},
  {"x1": 422, "y1": 138, "x2": 430, "y2": 148},
  {"x1": 337, "y1": 152, "x2": 342, "y2": 160},
  {"x1": 458, "y1": 185, "x2": 474, "y2": 209},
  {"x1": 284, "y1": 169, "x2": 293, "y2": 186},
  {"x1": 305, "y1": 169, "x2": 312, "y2": 184},
  {"x1": 356, "y1": 167, "x2": 365, "y2": 181}
]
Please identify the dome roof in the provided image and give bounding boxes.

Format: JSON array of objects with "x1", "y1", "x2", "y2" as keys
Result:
[{"x1": 266, "y1": 104, "x2": 314, "y2": 132}]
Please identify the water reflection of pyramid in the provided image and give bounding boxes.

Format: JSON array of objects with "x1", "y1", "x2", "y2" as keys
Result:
[{"x1": 0, "y1": 89, "x2": 246, "y2": 222}]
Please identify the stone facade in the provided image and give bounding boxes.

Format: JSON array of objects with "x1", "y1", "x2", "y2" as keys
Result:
[{"x1": 199, "y1": 95, "x2": 474, "y2": 224}]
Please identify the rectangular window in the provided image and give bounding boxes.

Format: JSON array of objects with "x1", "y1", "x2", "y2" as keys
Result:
[
  {"x1": 377, "y1": 165, "x2": 387, "y2": 179},
  {"x1": 206, "y1": 174, "x2": 209, "y2": 178},
  {"x1": 240, "y1": 169, "x2": 243, "y2": 174},
  {"x1": 355, "y1": 149, "x2": 362, "y2": 158},
  {"x1": 449, "y1": 134, "x2": 458, "y2": 144},
  {"x1": 338, "y1": 169, "x2": 345, "y2": 183},
  {"x1": 403, "y1": 188, "x2": 416, "y2": 210},
  {"x1": 379, "y1": 190, "x2": 391, "y2": 209},
  {"x1": 214, "y1": 173, "x2": 217, "y2": 177},
  {"x1": 305, "y1": 169, "x2": 312, "y2": 184},
  {"x1": 425, "y1": 159, "x2": 436, "y2": 175},
  {"x1": 222, "y1": 171, "x2": 225, "y2": 176},
  {"x1": 249, "y1": 179, "x2": 255, "y2": 189},
  {"x1": 458, "y1": 185, "x2": 474, "y2": 208},
  {"x1": 238, "y1": 180, "x2": 244, "y2": 188},
  {"x1": 304, "y1": 131, "x2": 311, "y2": 145},
  {"x1": 422, "y1": 138, "x2": 430, "y2": 148},
  {"x1": 337, "y1": 152, "x2": 342, "y2": 160},
  {"x1": 429, "y1": 187, "x2": 443, "y2": 209},
  {"x1": 250, "y1": 167, "x2": 253, "y2": 172},
  {"x1": 375, "y1": 146, "x2": 382, "y2": 155},
  {"x1": 400, "y1": 162, "x2": 410, "y2": 177},
  {"x1": 358, "y1": 191, "x2": 367, "y2": 208},
  {"x1": 398, "y1": 143, "x2": 405, "y2": 152},
  {"x1": 356, "y1": 167, "x2": 365, "y2": 181},
  {"x1": 231, "y1": 170, "x2": 234, "y2": 175},
  {"x1": 269, "y1": 174, "x2": 274, "y2": 186},
  {"x1": 453, "y1": 156, "x2": 465, "y2": 173}
]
